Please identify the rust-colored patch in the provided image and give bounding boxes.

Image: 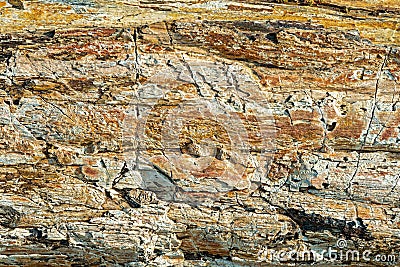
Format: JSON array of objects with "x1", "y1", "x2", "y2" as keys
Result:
[
  {"x1": 268, "y1": 161, "x2": 291, "y2": 181},
  {"x1": 378, "y1": 110, "x2": 400, "y2": 141},
  {"x1": 82, "y1": 166, "x2": 99, "y2": 178},
  {"x1": 380, "y1": 127, "x2": 398, "y2": 141},
  {"x1": 290, "y1": 109, "x2": 320, "y2": 122},
  {"x1": 190, "y1": 159, "x2": 227, "y2": 179},
  {"x1": 328, "y1": 109, "x2": 366, "y2": 140},
  {"x1": 48, "y1": 41, "x2": 126, "y2": 60},
  {"x1": 276, "y1": 115, "x2": 324, "y2": 142}
]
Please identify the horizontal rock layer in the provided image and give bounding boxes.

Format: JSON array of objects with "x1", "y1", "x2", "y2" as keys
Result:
[{"x1": 0, "y1": 0, "x2": 399, "y2": 266}]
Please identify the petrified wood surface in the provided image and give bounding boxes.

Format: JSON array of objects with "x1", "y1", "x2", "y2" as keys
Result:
[{"x1": 0, "y1": 0, "x2": 400, "y2": 266}]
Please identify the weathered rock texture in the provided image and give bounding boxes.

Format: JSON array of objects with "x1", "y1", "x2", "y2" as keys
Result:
[{"x1": 0, "y1": 0, "x2": 400, "y2": 266}]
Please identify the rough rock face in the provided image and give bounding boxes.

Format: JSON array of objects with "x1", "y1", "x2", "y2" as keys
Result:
[{"x1": 0, "y1": 0, "x2": 400, "y2": 266}]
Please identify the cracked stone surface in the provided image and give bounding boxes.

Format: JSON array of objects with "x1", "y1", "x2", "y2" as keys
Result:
[{"x1": 0, "y1": 0, "x2": 400, "y2": 266}]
